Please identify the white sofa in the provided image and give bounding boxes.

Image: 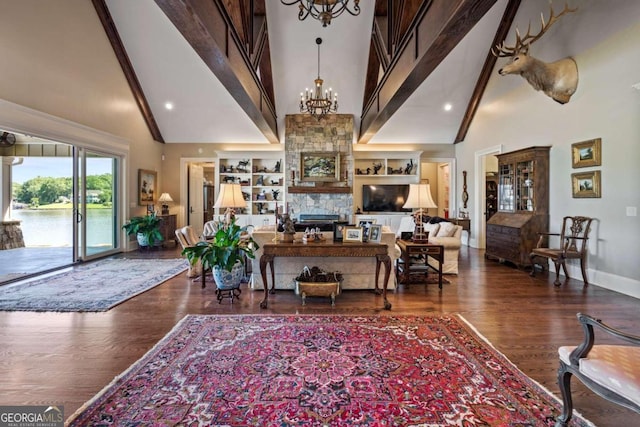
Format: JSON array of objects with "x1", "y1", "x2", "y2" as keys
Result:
[
  {"x1": 249, "y1": 226, "x2": 400, "y2": 291},
  {"x1": 395, "y1": 217, "x2": 462, "y2": 274}
]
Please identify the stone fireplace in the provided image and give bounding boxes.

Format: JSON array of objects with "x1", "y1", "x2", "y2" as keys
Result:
[{"x1": 284, "y1": 114, "x2": 353, "y2": 221}]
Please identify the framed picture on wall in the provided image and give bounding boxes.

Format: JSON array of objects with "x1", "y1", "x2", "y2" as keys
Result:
[
  {"x1": 572, "y1": 170, "x2": 601, "y2": 198},
  {"x1": 572, "y1": 138, "x2": 601, "y2": 168},
  {"x1": 300, "y1": 152, "x2": 340, "y2": 182},
  {"x1": 138, "y1": 169, "x2": 157, "y2": 205}
]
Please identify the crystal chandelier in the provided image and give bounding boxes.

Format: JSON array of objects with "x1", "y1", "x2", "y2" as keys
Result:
[
  {"x1": 281, "y1": 0, "x2": 360, "y2": 27},
  {"x1": 300, "y1": 38, "x2": 338, "y2": 120}
]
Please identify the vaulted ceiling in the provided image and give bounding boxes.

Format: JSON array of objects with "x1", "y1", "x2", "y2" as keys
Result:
[{"x1": 96, "y1": 0, "x2": 517, "y2": 145}]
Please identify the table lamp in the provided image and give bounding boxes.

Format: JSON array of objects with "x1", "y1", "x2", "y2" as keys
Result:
[
  {"x1": 158, "y1": 193, "x2": 173, "y2": 215},
  {"x1": 214, "y1": 183, "x2": 247, "y2": 226},
  {"x1": 403, "y1": 183, "x2": 437, "y2": 243}
]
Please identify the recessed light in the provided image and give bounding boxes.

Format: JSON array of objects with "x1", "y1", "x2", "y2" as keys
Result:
[
  {"x1": 165, "y1": 102, "x2": 174, "y2": 110},
  {"x1": 444, "y1": 103, "x2": 453, "y2": 111}
]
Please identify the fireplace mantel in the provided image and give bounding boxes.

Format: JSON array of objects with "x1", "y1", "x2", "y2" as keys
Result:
[{"x1": 288, "y1": 186, "x2": 351, "y2": 194}]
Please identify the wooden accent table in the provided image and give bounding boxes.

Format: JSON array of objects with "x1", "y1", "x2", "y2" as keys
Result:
[
  {"x1": 395, "y1": 240, "x2": 445, "y2": 289},
  {"x1": 158, "y1": 214, "x2": 177, "y2": 247},
  {"x1": 259, "y1": 241, "x2": 392, "y2": 310}
]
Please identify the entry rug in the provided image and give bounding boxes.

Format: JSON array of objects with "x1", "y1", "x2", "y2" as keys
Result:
[
  {"x1": 0, "y1": 258, "x2": 187, "y2": 312},
  {"x1": 68, "y1": 315, "x2": 593, "y2": 426}
]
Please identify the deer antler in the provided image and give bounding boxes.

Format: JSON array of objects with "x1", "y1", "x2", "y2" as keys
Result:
[{"x1": 492, "y1": 2, "x2": 577, "y2": 57}]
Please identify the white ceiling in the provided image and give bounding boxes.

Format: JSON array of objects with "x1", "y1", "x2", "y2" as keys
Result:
[{"x1": 105, "y1": 0, "x2": 509, "y2": 145}]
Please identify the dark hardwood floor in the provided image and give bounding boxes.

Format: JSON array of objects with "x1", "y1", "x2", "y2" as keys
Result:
[{"x1": 0, "y1": 246, "x2": 638, "y2": 426}]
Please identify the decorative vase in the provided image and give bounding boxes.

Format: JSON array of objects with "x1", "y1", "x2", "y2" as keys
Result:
[{"x1": 212, "y1": 261, "x2": 244, "y2": 290}]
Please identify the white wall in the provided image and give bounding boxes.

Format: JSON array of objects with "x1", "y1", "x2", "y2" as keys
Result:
[
  {"x1": 0, "y1": 0, "x2": 162, "y2": 220},
  {"x1": 457, "y1": 0, "x2": 640, "y2": 298}
]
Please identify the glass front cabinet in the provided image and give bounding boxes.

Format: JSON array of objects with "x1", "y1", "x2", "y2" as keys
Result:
[{"x1": 486, "y1": 146, "x2": 550, "y2": 267}]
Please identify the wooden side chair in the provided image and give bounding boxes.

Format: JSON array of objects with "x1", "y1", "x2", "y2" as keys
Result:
[
  {"x1": 555, "y1": 313, "x2": 640, "y2": 426},
  {"x1": 530, "y1": 216, "x2": 593, "y2": 286}
]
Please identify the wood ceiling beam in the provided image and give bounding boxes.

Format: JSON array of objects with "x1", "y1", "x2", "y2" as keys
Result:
[
  {"x1": 92, "y1": 0, "x2": 165, "y2": 143},
  {"x1": 154, "y1": 0, "x2": 279, "y2": 144},
  {"x1": 359, "y1": 0, "x2": 498, "y2": 144},
  {"x1": 455, "y1": 0, "x2": 520, "y2": 143}
]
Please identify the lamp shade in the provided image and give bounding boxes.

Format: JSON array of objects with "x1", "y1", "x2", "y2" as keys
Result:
[
  {"x1": 214, "y1": 184, "x2": 246, "y2": 209},
  {"x1": 403, "y1": 184, "x2": 437, "y2": 209},
  {"x1": 158, "y1": 193, "x2": 173, "y2": 203}
]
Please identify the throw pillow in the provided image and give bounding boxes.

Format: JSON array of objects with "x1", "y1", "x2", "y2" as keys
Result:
[
  {"x1": 436, "y1": 221, "x2": 456, "y2": 237},
  {"x1": 423, "y1": 222, "x2": 440, "y2": 237}
]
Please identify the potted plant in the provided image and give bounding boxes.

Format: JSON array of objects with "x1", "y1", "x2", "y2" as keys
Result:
[
  {"x1": 122, "y1": 213, "x2": 163, "y2": 247},
  {"x1": 181, "y1": 218, "x2": 259, "y2": 294}
]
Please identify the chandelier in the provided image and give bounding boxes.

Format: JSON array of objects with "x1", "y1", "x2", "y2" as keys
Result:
[
  {"x1": 300, "y1": 38, "x2": 338, "y2": 120},
  {"x1": 281, "y1": 0, "x2": 360, "y2": 27}
]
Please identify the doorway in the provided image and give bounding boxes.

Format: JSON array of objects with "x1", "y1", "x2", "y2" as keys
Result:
[
  {"x1": 77, "y1": 148, "x2": 120, "y2": 259},
  {"x1": 182, "y1": 160, "x2": 215, "y2": 236},
  {"x1": 420, "y1": 158, "x2": 456, "y2": 219},
  {"x1": 473, "y1": 145, "x2": 502, "y2": 249}
]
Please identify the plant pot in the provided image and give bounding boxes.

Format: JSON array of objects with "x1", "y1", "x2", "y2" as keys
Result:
[
  {"x1": 136, "y1": 232, "x2": 162, "y2": 247},
  {"x1": 212, "y1": 261, "x2": 244, "y2": 291},
  {"x1": 136, "y1": 232, "x2": 149, "y2": 247}
]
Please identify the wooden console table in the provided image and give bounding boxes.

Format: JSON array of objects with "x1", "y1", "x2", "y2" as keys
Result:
[
  {"x1": 395, "y1": 240, "x2": 444, "y2": 289},
  {"x1": 259, "y1": 241, "x2": 392, "y2": 310}
]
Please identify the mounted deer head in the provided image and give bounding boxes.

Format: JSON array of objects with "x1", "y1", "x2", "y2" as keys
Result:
[{"x1": 493, "y1": 2, "x2": 578, "y2": 104}]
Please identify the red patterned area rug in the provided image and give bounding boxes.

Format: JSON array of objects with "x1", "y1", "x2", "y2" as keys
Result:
[{"x1": 68, "y1": 315, "x2": 594, "y2": 426}]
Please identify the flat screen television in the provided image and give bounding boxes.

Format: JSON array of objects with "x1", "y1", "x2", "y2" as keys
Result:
[{"x1": 362, "y1": 184, "x2": 411, "y2": 213}]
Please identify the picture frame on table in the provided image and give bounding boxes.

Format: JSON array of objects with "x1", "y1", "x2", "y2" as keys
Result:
[
  {"x1": 138, "y1": 169, "x2": 157, "y2": 205},
  {"x1": 572, "y1": 138, "x2": 601, "y2": 168},
  {"x1": 358, "y1": 219, "x2": 376, "y2": 241},
  {"x1": 343, "y1": 226, "x2": 363, "y2": 243},
  {"x1": 368, "y1": 224, "x2": 383, "y2": 243},
  {"x1": 300, "y1": 152, "x2": 340, "y2": 182},
  {"x1": 572, "y1": 170, "x2": 601, "y2": 198},
  {"x1": 333, "y1": 221, "x2": 349, "y2": 242}
]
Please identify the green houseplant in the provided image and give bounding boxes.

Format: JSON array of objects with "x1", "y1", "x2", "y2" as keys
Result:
[
  {"x1": 181, "y1": 218, "x2": 259, "y2": 291},
  {"x1": 122, "y1": 213, "x2": 163, "y2": 247}
]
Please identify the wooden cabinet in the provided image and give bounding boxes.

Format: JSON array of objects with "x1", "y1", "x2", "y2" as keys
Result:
[
  {"x1": 486, "y1": 146, "x2": 550, "y2": 267},
  {"x1": 158, "y1": 214, "x2": 177, "y2": 246}
]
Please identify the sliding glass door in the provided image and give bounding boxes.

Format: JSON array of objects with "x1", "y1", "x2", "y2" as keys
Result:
[{"x1": 75, "y1": 148, "x2": 120, "y2": 260}]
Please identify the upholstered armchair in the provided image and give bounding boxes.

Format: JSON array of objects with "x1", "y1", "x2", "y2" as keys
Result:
[
  {"x1": 175, "y1": 226, "x2": 202, "y2": 279},
  {"x1": 555, "y1": 313, "x2": 640, "y2": 426}
]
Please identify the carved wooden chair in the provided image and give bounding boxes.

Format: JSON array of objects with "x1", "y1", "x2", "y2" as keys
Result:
[
  {"x1": 555, "y1": 313, "x2": 640, "y2": 426},
  {"x1": 530, "y1": 216, "x2": 593, "y2": 286}
]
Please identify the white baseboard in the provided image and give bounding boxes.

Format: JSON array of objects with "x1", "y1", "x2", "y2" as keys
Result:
[{"x1": 550, "y1": 261, "x2": 640, "y2": 300}]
